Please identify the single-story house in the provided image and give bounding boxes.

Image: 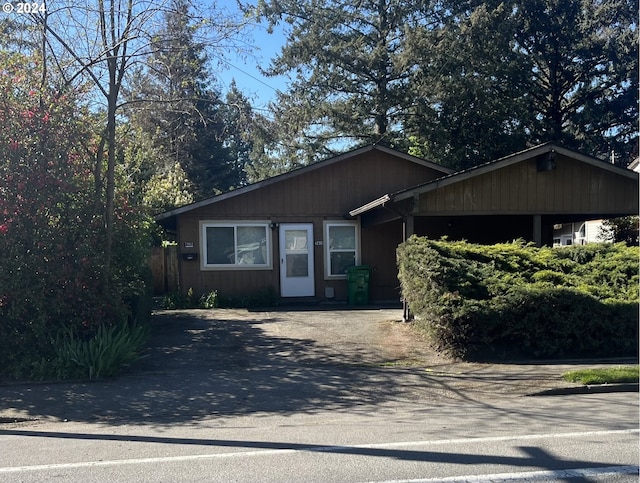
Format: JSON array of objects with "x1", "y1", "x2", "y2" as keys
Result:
[{"x1": 155, "y1": 143, "x2": 639, "y2": 303}]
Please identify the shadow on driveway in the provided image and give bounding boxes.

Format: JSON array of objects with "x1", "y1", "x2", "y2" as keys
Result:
[
  {"x1": 0, "y1": 308, "x2": 631, "y2": 427},
  {"x1": 0, "y1": 309, "x2": 446, "y2": 425}
]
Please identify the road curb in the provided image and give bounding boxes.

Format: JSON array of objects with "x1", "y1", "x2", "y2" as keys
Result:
[{"x1": 528, "y1": 383, "x2": 639, "y2": 396}]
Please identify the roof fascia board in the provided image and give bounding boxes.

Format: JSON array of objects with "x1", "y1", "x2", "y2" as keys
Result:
[{"x1": 552, "y1": 145, "x2": 638, "y2": 178}]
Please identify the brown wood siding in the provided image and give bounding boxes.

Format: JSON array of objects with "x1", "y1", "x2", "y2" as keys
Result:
[
  {"x1": 187, "y1": 150, "x2": 443, "y2": 219},
  {"x1": 417, "y1": 155, "x2": 638, "y2": 215},
  {"x1": 361, "y1": 219, "x2": 404, "y2": 301},
  {"x1": 174, "y1": 150, "x2": 441, "y2": 300},
  {"x1": 179, "y1": 213, "x2": 358, "y2": 300}
]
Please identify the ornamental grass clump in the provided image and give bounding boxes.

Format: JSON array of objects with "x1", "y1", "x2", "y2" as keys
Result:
[
  {"x1": 397, "y1": 236, "x2": 639, "y2": 361},
  {"x1": 56, "y1": 320, "x2": 150, "y2": 380}
]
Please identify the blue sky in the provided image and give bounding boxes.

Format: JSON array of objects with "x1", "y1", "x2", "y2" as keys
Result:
[{"x1": 212, "y1": 0, "x2": 289, "y2": 112}]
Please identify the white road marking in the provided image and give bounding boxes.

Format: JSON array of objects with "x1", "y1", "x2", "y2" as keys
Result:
[
  {"x1": 370, "y1": 465, "x2": 640, "y2": 482},
  {"x1": 0, "y1": 428, "x2": 637, "y2": 474}
]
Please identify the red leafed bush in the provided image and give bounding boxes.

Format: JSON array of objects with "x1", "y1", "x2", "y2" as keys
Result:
[{"x1": 0, "y1": 52, "x2": 149, "y2": 380}]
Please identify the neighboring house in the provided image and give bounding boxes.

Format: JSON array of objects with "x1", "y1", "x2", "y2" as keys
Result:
[
  {"x1": 155, "y1": 143, "x2": 638, "y2": 303},
  {"x1": 552, "y1": 220, "x2": 610, "y2": 246}
]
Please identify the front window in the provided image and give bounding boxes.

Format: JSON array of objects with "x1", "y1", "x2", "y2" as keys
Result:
[
  {"x1": 324, "y1": 221, "x2": 359, "y2": 278},
  {"x1": 201, "y1": 222, "x2": 271, "y2": 269}
]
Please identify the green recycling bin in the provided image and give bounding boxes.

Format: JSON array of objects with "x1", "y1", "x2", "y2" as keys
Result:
[{"x1": 347, "y1": 265, "x2": 370, "y2": 305}]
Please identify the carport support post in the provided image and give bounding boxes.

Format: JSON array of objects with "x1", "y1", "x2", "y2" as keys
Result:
[
  {"x1": 403, "y1": 214, "x2": 414, "y2": 241},
  {"x1": 402, "y1": 215, "x2": 414, "y2": 322},
  {"x1": 533, "y1": 215, "x2": 542, "y2": 247}
]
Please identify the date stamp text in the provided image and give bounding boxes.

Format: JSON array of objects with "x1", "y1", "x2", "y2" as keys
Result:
[{"x1": 2, "y1": 2, "x2": 46, "y2": 14}]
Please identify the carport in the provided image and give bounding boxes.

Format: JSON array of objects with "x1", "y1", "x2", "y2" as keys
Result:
[{"x1": 350, "y1": 143, "x2": 639, "y2": 247}]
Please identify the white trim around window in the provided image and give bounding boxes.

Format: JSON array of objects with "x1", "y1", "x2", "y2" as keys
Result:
[
  {"x1": 200, "y1": 221, "x2": 272, "y2": 270},
  {"x1": 323, "y1": 220, "x2": 360, "y2": 279}
]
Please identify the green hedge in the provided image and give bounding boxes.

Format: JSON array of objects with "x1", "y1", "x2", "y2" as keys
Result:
[{"x1": 397, "y1": 237, "x2": 639, "y2": 361}]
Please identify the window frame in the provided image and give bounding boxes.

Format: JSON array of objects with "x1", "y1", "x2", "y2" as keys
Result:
[
  {"x1": 200, "y1": 221, "x2": 272, "y2": 270},
  {"x1": 323, "y1": 220, "x2": 360, "y2": 279}
]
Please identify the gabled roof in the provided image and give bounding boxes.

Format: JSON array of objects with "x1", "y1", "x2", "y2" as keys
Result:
[
  {"x1": 349, "y1": 143, "x2": 638, "y2": 217},
  {"x1": 155, "y1": 144, "x2": 452, "y2": 221}
]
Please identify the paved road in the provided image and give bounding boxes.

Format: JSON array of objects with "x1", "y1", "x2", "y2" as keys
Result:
[
  {"x1": 1, "y1": 308, "x2": 638, "y2": 481},
  {"x1": 1, "y1": 393, "x2": 637, "y2": 482}
]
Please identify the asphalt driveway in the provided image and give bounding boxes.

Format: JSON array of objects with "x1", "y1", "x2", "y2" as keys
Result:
[{"x1": 0, "y1": 307, "x2": 633, "y2": 426}]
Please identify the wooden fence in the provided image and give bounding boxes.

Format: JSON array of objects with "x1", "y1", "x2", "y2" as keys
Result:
[{"x1": 149, "y1": 245, "x2": 179, "y2": 295}]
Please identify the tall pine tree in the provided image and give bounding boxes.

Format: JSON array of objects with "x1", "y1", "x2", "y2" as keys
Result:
[
  {"x1": 406, "y1": 2, "x2": 532, "y2": 170},
  {"x1": 126, "y1": 0, "x2": 241, "y2": 203},
  {"x1": 512, "y1": 0, "x2": 637, "y2": 162},
  {"x1": 254, "y1": 0, "x2": 439, "y2": 163},
  {"x1": 407, "y1": 0, "x2": 638, "y2": 168},
  {"x1": 254, "y1": 0, "x2": 637, "y2": 169}
]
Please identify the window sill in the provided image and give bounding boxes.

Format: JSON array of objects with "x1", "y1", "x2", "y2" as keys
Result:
[{"x1": 201, "y1": 265, "x2": 273, "y2": 271}]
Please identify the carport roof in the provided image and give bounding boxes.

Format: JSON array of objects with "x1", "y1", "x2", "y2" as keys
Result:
[{"x1": 349, "y1": 143, "x2": 638, "y2": 217}]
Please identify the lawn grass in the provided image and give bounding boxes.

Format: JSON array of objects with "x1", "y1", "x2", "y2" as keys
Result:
[{"x1": 562, "y1": 366, "x2": 639, "y2": 385}]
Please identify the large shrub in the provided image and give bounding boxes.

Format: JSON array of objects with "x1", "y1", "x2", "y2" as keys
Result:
[
  {"x1": 397, "y1": 237, "x2": 638, "y2": 361},
  {"x1": 0, "y1": 52, "x2": 151, "y2": 380}
]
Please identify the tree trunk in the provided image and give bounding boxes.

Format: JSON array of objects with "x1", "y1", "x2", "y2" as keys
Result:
[{"x1": 104, "y1": 56, "x2": 118, "y2": 285}]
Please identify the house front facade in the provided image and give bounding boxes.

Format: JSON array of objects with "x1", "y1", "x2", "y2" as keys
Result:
[
  {"x1": 155, "y1": 145, "x2": 452, "y2": 302},
  {"x1": 155, "y1": 143, "x2": 639, "y2": 303}
]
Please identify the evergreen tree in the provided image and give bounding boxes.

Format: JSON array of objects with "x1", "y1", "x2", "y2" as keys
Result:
[
  {"x1": 406, "y1": 2, "x2": 532, "y2": 169},
  {"x1": 220, "y1": 81, "x2": 253, "y2": 187},
  {"x1": 407, "y1": 0, "x2": 638, "y2": 168},
  {"x1": 512, "y1": 0, "x2": 638, "y2": 163},
  {"x1": 601, "y1": 217, "x2": 640, "y2": 246},
  {"x1": 221, "y1": 82, "x2": 296, "y2": 183},
  {"x1": 255, "y1": 0, "x2": 637, "y2": 169},
  {"x1": 254, "y1": 0, "x2": 438, "y2": 163},
  {"x1": 126, "y1": 0, "x2": 241, "y2": 201}
]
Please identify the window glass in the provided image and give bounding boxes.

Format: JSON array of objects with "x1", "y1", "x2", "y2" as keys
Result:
[
  {"x1": 330, "y1": 252, "x2": 355, "y2": 276},
  {"x1": 325, "y1": 222, "x2": 358, "y2": 277},
  {"x1": 206, "y1": 226, "x2": 235, "y2": 264},
  {"x1": 286, "y1": 254, "x2": 309, "y2": 277},
  {"x1": 237, "y1": 226, "x2": 267, "y2": 265},
  {"x1": 285, "y1": 230, "x2": 308, "y2": 251},
  {"x1": 284, "y1": 229, "x2": 309, "y2": 276},
  {"x1": 203, "y1": 223, "x2": 270, "y2": 268},
  {"x1": 329, "y1": 225, "x2": 355, "y2": 249}
]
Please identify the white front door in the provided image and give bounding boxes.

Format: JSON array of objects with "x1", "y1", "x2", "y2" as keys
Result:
[{"x1": 279, "y1": 224, "x2": 315, "y2": 297}]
